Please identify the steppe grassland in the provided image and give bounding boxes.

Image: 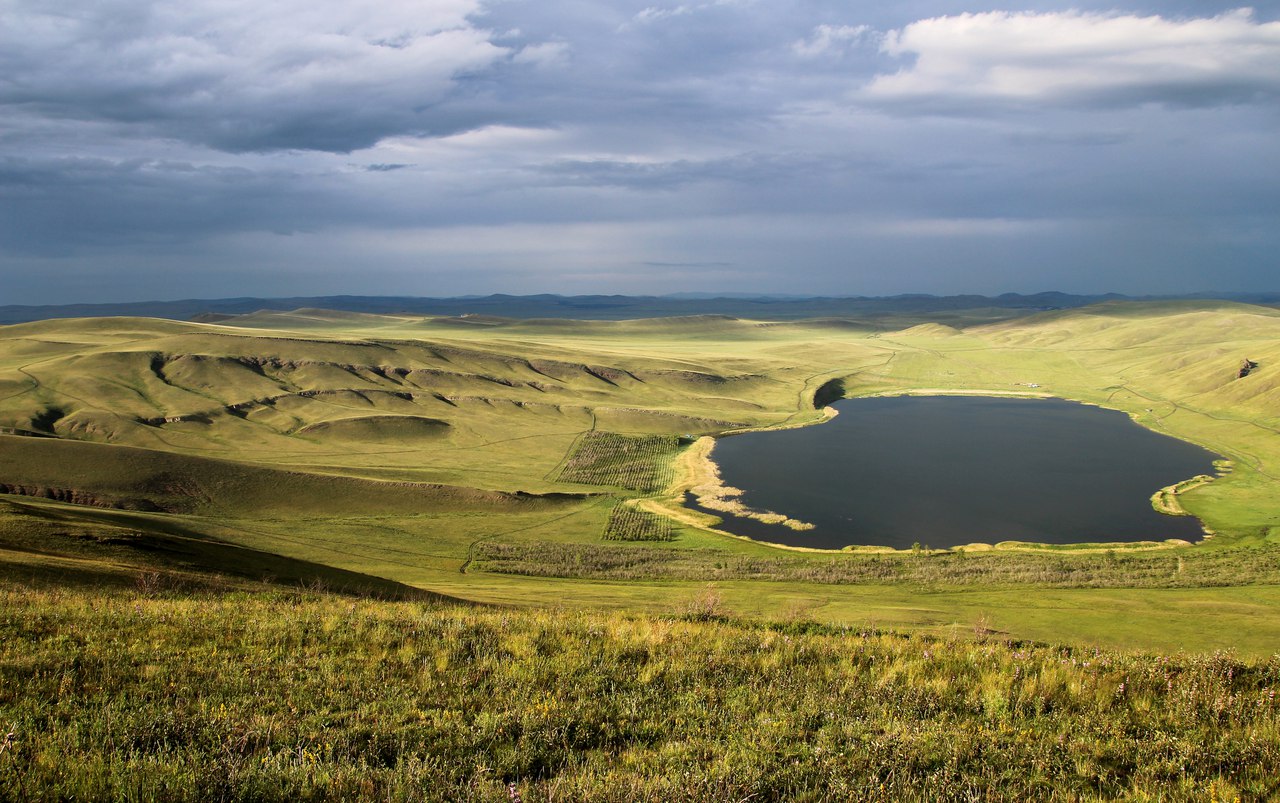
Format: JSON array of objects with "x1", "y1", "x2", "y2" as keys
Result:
[
  {"x1": 2, "y1": 301, "x2": 1280, "y2": 651},
  {"x1": 3, "y1": 583, "x2": 1278, "y2": 802},
  {"x1": 199, "y1": 301, "x2": 1280, "y2": 545}
]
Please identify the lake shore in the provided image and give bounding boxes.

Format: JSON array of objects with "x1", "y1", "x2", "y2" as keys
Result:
[{"x1": 665, "y1": 393, "x2": 1219, "y2": 553}]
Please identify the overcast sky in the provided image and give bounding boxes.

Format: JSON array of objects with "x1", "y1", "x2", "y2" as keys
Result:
[{"x1": 2, "y1": 1, "x2": 1278, "y2": 303}]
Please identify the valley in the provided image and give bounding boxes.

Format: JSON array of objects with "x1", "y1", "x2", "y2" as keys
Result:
[{"x1": 2, "y1": 300, "x2": 1279, "y2": 652}]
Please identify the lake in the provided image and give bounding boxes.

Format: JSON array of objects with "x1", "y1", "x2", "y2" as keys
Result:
[{"x1": 690, "y1": 395, "x2": 1220, "y2": 549}]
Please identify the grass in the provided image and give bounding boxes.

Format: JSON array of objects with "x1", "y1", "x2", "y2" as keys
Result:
[
  {"x1": 552, "y1": 432, "x2": 681, "y2": 492},
  {"x1": 2, "y1": 300, "x2": 1280, "y2": 655},
  {"x1": 1, "y1": 580, "x2": 1278, "y2": 802},
  {"x1": 601, "y1": 502, "x2": 675, "y2": 542},
  {"x1": 473, "y1": 539, "x2": 1280, "y2": 589}
]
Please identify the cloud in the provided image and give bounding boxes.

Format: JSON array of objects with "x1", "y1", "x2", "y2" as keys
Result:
[
  {"x1": 624, "y1": 1, "x2": 748, "y2": 29},
  {"x1": 866, "y1": 8, "x2": 1280, "y2": 111},
  {"x1": 511, "y1": 41, "x2": 570, "y2": 68},
  {"x1": 793, "y1": 24, "x2": 873, "y2": 58},
  {"x1": 0, "y1": 0, "x2": 516, "y2": 153},
  {"x1": 643, "y1": 260, "x2": 734, "y2": 268},
  {"x1": 3, "y1": 1, "x2": 1280, "y2": 302},
  {"x1": 630, "y1": 5, "x2": 696, "y2": 26},
  {"x1": 869, "y1": 217, "x2": 1063, "y2": 237},
  {"x1": 0, "y1": 155, "x2": 334, "y2": 253},
  {"x1": 535, "y1": 153, "x2": 829, "y2": 190}
]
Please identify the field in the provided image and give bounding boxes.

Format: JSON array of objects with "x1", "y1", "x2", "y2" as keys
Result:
[
  {"x1": 1, "y1": 299, "x2": 1279, "y2": 796},
  {"x1": 2, "y1": 582, "x2": 1277, "y2": 802},
  {"x1": 2, "y1": 301, "x2": 1280, "y2": 647},
  {"x1": 552, "y1": 433, "x2": 681, "y2": 493}
]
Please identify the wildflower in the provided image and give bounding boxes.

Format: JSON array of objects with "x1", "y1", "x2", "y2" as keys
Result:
[{"x1": 507, "y1": 782, "x2": 523, "y2": 803}]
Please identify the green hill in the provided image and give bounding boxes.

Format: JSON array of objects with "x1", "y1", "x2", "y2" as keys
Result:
[
  {"x1": 1, "y1": 581, "x2": 1276, "y2": 801},
  {"x1": 3, "y1": 301, "x2": 1280, "y2": 653}
]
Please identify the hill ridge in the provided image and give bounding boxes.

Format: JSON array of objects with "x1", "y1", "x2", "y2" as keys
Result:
[{"x1": 10, "y1": 291, "x2": 1273, "y2": 325}]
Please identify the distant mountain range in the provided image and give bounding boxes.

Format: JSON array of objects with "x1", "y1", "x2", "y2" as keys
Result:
[{"x1": 1, "y1": 291, "x2": 1277, "y2": 325}]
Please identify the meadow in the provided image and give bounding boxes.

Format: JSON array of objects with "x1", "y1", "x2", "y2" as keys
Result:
[
  {"x1": 2, "y1": 300, "x2": 1279, "y2": 650},
  {"x1": 1, "y1": 581, "x2": 1276, "y2": 802},
  {"x1": 3, "y1": 298, "x2": 1280, "y2": 798}
]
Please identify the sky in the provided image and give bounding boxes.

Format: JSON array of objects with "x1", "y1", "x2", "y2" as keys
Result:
[{"x1": 2, "y1": 1, "x2": 1278, "y2": 303}]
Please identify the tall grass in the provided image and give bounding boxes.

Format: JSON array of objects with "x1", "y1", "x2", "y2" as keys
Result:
[
  {"x1": 602, "y1": 503, "x2": 675, "y2": 542},
  {"x1": 553, "y1": 433, "x2": 680, "y2": 492},
  {"x1": 474, "y1": 539, "x2": 1280, "y2": 589},
  {"x1": 1, "y1": 581, "x2": 1277, "y2": 801}
]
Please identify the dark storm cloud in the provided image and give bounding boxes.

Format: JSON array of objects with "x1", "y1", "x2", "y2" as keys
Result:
[
  {"x1": 0, "y1": 0, "x2": 518, "y2": 153},
  {"x1": 1, "y1": 0, "x2": 1279, "y2": 302},
  {"x1": 0, "y1": 156, "x2": 332, "y2": 254}
]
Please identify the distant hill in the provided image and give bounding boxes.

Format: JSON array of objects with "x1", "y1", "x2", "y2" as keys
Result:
[{"x1": 0, "y1": 291, "x2": 1211, "y2": 325}]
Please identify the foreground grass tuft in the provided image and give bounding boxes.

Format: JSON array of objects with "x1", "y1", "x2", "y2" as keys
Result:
[{"x1": 1, "y1": 581, "x2": 1277, "y2": 801}]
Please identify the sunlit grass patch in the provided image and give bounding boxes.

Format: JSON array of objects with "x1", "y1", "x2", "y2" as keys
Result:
[
  {"x1": 553, "y1": 432, "x2": 680, "y2": 492},
  {"x1": 1, "y1": 583, "x2": 1277, "y2": 801},
  {"x1": 602, "y1": 502, "x2": 675, "y2": 542}
]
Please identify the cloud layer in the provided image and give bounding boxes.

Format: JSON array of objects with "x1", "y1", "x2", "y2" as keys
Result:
[
  {"x1": 0, "y1": 0, "x2": 511, "y2": 151},
  {"x1": 1, "y1": 1, "x2": 1278, "y2": 302},
  {"x1": 869, "y1": 8, "x2": 1280, "y2": 110}
]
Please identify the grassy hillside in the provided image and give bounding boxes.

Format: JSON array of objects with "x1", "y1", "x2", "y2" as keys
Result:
[
  {"x1": 1, "y1": 581, "x2": 1276, "y2": 802},
  {"x1": 0, "y1": 497, "x2": 445, "y2": 600},
  {"x1": 2, "y1": 301, "x2": 1280, "y2": 653}
]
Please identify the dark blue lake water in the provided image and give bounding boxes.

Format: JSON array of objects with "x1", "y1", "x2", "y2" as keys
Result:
[{"x1": 691, "y1": 396, "x2": 1219, "y2": 550}]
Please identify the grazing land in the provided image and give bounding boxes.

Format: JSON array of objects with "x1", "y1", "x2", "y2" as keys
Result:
[
  {"x1": 2, "y1": 299, "x2": 1280, "y2": 797},
  {"x1": 2, "y1": 582, "x2": 1277, "y2": 802},
  {"x1": 1, "y1": 301, "x2": 1280, "y2": 646}
]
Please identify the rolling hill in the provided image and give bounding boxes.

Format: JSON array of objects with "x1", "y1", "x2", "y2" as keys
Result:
[{"x1": 2, "y1": 300, "x2": 1280, "y2": 653}]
